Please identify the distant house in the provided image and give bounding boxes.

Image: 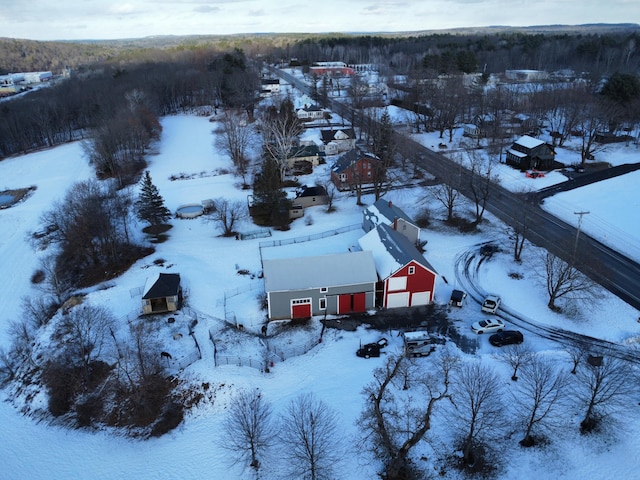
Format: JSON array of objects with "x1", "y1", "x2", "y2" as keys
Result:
[
  {"x1": 309, "y1": 62, "x2": 355, "y2": 76},
  {"x1": 505, "y1": 69, "x2": 549, "y2": 82},
  {"x1": 260, "y1": 78, "x2": 280, "y2": 97},
  {"x1": 358, "y1": 224, "x2": 437, "y2": 309},
  {"x1": 293, "y1": 185, "x2": 329, "y2": 208},
  {"x1": 142, "y1": 273, "x2": 182, "y2": 315},
  {"x1": 505, "y1": 135, "x2": 556, "y2": 171},
  {"x1": 331, "y1": 149, "x2": 380, "y2": 191},
  {"x1": 296, "y1": 104, "x2": 325, "y2": 121},
  {"x1": 363, "y1": 198, "x2": 420, "y2": 245},
  {"x1": 320, "y1": 128, "x2": 356, "y2": 154},
  {"x1": 263, "y1": 251, "x2": 378, "y2": 320},
  {"x1": 285, "y1": 144, "x2": 324, "y2": 169}
]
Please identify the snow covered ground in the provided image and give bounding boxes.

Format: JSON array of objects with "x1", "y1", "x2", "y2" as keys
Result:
[{"x1": 1, "y1": 113, "x2": 639, "y2": 480}]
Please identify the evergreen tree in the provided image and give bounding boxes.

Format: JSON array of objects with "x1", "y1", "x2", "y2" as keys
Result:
[{"x1": 135, "y1": 171, "x2": 171, "y2": 227}]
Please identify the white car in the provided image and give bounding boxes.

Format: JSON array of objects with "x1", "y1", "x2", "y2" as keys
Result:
[
  {"x1": 471, "y1": 318, "x2": 505, "y2": 334},
  {"x1": 481, "y1": 294, "x2": 501, "y2": 314}
]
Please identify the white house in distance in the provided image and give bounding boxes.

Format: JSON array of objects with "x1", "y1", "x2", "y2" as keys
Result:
[
  {"x1": 263, "y1": 251, "x2": 378, "y2": 320},
  {"x1": 362, "y1": 197, "x2": 421, "y2": 245}
]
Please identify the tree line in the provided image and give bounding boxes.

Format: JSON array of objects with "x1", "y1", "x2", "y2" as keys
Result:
[{"x1": 215, "y1": 345, "x2": 637, "y2": 480}]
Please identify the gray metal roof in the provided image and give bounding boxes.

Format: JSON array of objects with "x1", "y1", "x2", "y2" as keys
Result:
[
  {"x1": 359, "y1": 224, "x2": 437, "y2": 277},
  {"x1": 263, "y1": 251, "x2": 377, "y2": 292},
  {"x1": 365, "y1": 197, "x2": 415, "y2": 226}
]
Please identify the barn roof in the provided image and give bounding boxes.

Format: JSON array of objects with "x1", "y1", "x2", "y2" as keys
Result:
[
  {"x1": 358, "y1": 224, "x2": 436, "y2": 279},
  {"x1": 364, "y1": 197, "x2": 415, "y2": 227},
  {"x1": 142, "y1": 273, "x2": 181, "y2": 299},
  {"x1": 263, "y1": 251, "x2": 377, "y2": 292}
]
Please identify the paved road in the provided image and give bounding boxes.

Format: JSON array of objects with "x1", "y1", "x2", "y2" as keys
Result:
[{"x1": 270, "y1": 67, "x2": 640, "y2": 311}]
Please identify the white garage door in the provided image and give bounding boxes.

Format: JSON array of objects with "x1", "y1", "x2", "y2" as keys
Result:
[
  {"x1": 387, "y1": 292, "x2": 410, "y2": 308},
  {"x1": 411, "y1": 291, "x2": 431, "y2": 306}
]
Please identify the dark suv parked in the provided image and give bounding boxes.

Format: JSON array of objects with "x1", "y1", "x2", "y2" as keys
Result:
[{"x1": 489, "y1": 330, "x2": 523, "y2": 347}]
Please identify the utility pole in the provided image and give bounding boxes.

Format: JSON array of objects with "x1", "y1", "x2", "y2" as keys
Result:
[{"x1": 572, "y1": 210, "x2": 590, "y2": 264}]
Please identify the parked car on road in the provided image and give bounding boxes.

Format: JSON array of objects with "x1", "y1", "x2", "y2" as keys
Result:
[
  {"x1": 471, "y1": 318, "x2": 505, "y2": 334},
  {"x1": 489, "y1": 330, "x2": 524, "y2": 347},
  {"x1": 481, "y1": 294, "x2": 501, "y2": 314},
  {"x1": 356, "y1": 338, "x2": 388, "y2": 358}
]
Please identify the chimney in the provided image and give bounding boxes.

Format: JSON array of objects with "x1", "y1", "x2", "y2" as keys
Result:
[
  {"x1": 388, "y1": 200, "x2": 392, "y2": 207},
  {"x1": 393, "y1": 217, "x2": 398, "y2": 231}
]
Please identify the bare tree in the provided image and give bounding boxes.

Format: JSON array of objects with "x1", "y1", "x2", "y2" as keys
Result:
[
  {"x1": 430, "y1": 157, "x2": 462, "y2": 223},
  {"x1": 223, "y1": 389, "x2": 275, "y2": 470},
  {"x1": 512, "y1": 355, "x2": 568, "y2": 446},
  {"x1": 216, "y1": 111, "x2": 252, "y2": 185},
  {"x1": 208, "y1": 198, "x2": 248, "y2": 237},
  {"x1": 0, "y1": 318, "x2": 37, "y2": 379},
  {"x1": 575, "y1": 352, "x2": 636, "y2": 433},
  {"x1": 541, "y1": 252, "x2": 596, "y2": 311},
  {"x1": 466, "y1": 148, "x2": 500, "y2": 225},
  {"x1": 564, "y1": 342, "x2": 587, "y2": 375},
  {"x1": 279, "y1": 392, "x2": 343, "y2": 480},
  {"x1": 506, "y1": 190, "x2": 533, "y2": 262},
  {"x1": 261, "y1": 99, "x2": 304, "y2": 182},
  {"x1": 113, "y1": 319, "x2": 162, "y2": 388},
  {"x1": 498, "y1": 342, "x2": 533, "y2": 381},
  {"x1": 359, "y1": 350, "x2": 457, "y2": 480},
  {"x1": 58, "y1": 305, "x2": 115, "y2": 381},
  {"x1": 449, "y1": 361, "x2": 505, "y2": 466},
  {"x1": 323, "y1": 181, "x2": 337, "y2": 213}
]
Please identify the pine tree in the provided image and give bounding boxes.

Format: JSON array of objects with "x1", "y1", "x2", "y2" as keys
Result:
[{"x1": 135, "y1": 171, "x2": 171, "y2": 227}]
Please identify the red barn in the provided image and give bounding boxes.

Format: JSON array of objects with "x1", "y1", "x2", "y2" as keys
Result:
[{"x1": 358, "y1": 223, "x2": 437, "y2": 308}]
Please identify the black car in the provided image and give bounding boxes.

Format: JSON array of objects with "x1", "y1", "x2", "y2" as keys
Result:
[
  {"x1": 489, "y1": 330, "x2": 523, "y2": 347},
  {"x1": 356, "y1": 338, "x2": 388, "y2": 358}
]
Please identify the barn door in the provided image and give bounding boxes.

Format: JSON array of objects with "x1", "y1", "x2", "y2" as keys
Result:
[{"x1": 291, "y1": 298, "x2": 312, "y2": 319}]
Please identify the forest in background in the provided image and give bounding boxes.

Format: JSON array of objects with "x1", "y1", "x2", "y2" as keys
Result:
[{"x1": 1, "y1": 23, "x2": 639, "y2": 75}]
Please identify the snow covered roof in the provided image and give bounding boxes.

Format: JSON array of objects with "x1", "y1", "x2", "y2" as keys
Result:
[
  {"x1": 332, "y1": 149, "x2": 378, "y2": 174},
  {"x1": 320, "y1": 128, "x2": 355, "y2": 143},
  {"x1": 263, "y1": 251, "x2": 377, "y2": 292},
  {"x1": 142, "y1": 273, "x2": 181, "y2": 299},
  {"x1": 507, "y1": 148, "x2": 528, "y2": 158},
  {"x1": 358, "y1": 224, "x2": 436, "y2": 279},
  {"x1": 515, "y1": 135, "x2": 544, "y2": 149},
  {"x1": 364, "y1": 197, "x2": 415, "y2": 227}
]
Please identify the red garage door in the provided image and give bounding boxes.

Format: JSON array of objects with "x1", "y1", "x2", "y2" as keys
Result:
[
  {"x1": 338, "y1": 293, "x2": 366, "y2": 314},
  {"x1": 291, "y1": 299, "x2": 311, "y2": 319}
]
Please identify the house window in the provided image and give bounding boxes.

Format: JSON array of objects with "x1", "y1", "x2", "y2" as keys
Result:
[
  {"x1": 340, "y1": 173, "x2": 347, "y2": 182},
  {"x1": 408, "y1": 266, "x2": 415, "y2": 275},
  {"x1": 320, "y1": 287, "x2": 328, "y2": 293},
  {"x1": 319, "y1": 298, "x2": 327, "y2": 310}
]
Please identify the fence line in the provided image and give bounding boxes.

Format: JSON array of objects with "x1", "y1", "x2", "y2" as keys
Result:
[
  {"x1": 174, "y1": 350, "x2": 201, "y2": 370},
  {"x1": 214, "y1": 355, "x2": 266, "y2": 370},
  {"x1": 223, "y1": 281, "x2": 265, "y2": 300},
  {"x1": 259, "y1": 223, "x2": 361, "y2": 248},
  {"x1": 266, "y1": 336, "x2": 321, "y2": 362}
]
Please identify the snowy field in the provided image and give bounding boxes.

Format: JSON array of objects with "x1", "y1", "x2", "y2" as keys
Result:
[{"x1": 1, "y1": 114, "x2": 639, "y2": 480}]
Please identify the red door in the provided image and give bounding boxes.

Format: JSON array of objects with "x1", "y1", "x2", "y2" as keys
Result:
[
  {"x1": 338, "y1": 294, "x2": 351, "y2": 314},
  {"x1": 352, "y1": 292, "x2": 366, "y2": 313},
  {"x1": 291, "y1": 300, "x2": 311, "y2": 319},
  {"x1": 338, "y1": 293, "x2": 366, "y2": 314}
]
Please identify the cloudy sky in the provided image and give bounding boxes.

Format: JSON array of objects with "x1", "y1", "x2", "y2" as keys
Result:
[{"x1": 2, "y1": 0, "x2": 638, "y2": 41}]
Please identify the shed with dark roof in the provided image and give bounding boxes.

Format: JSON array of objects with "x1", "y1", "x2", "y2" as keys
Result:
[{"x1": 142, "y1": 273, "x2": 182, "y2": 314}]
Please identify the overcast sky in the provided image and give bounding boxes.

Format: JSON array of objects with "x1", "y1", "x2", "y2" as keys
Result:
[{"x1": 2, "y1": 0, "x2": 639, "y2": 41}]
